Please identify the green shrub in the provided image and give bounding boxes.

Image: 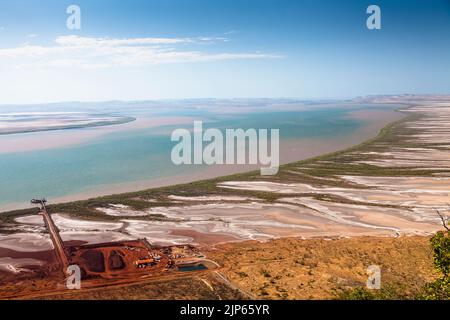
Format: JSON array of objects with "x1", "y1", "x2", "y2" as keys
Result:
[
  {"x1": 418, "y1": 229, "x2": 450, "y2": 300},
  {"x1": 430, "y1": 231, "x2": 450, "y2": 276},
  {"x1": 418, "y1": 277, "x2": 450, "y2": 300}
]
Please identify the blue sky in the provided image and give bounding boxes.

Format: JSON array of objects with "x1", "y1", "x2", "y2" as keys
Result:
[{"x1": 0, "y1": 0, "x2": 449, "y2": 104}]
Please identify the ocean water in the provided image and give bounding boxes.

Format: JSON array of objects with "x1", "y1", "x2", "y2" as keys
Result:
[{"x1": 0, "y1": 103, "x2": 396, "y2": 210}]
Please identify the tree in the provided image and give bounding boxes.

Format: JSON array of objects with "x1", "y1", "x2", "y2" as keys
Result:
[
  {"x1": 431, "y1": 209, "x2": 450, "y2": 276},
  {"x1": 430, "y1": 229, "x2": 450, "y2": 277},
  {"x1": 419, "y1": 208, "x2": 450, "y2": 299}
]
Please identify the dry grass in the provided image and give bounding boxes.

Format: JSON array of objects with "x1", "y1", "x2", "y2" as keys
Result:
[{"x1": 207, "y1": 236, "x2": 438, "y2": 300}]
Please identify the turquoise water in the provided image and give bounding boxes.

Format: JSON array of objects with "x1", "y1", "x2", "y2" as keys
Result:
[
  {"x1": 178, "y1": 264, "x2": 208, "y2": 272},
  {"x1": 0, "y1": 104, "x2": 391, "y2": 210}
]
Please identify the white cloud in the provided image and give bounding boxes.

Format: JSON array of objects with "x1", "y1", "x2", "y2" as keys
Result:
[
  {"x1": 0, "y1": 35, "x2": 281, "y2": 69},
  {"x1": 54, "y1": 35, "x2": 195, "y2": 46}
]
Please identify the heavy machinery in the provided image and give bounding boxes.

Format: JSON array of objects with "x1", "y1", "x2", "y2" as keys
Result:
[
  {"x1": 31, "y1": 198, "x2": 47, "y2": 210},
  {"x1": 134, "y1": 258, "x2": 156, "y2": 269}
]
